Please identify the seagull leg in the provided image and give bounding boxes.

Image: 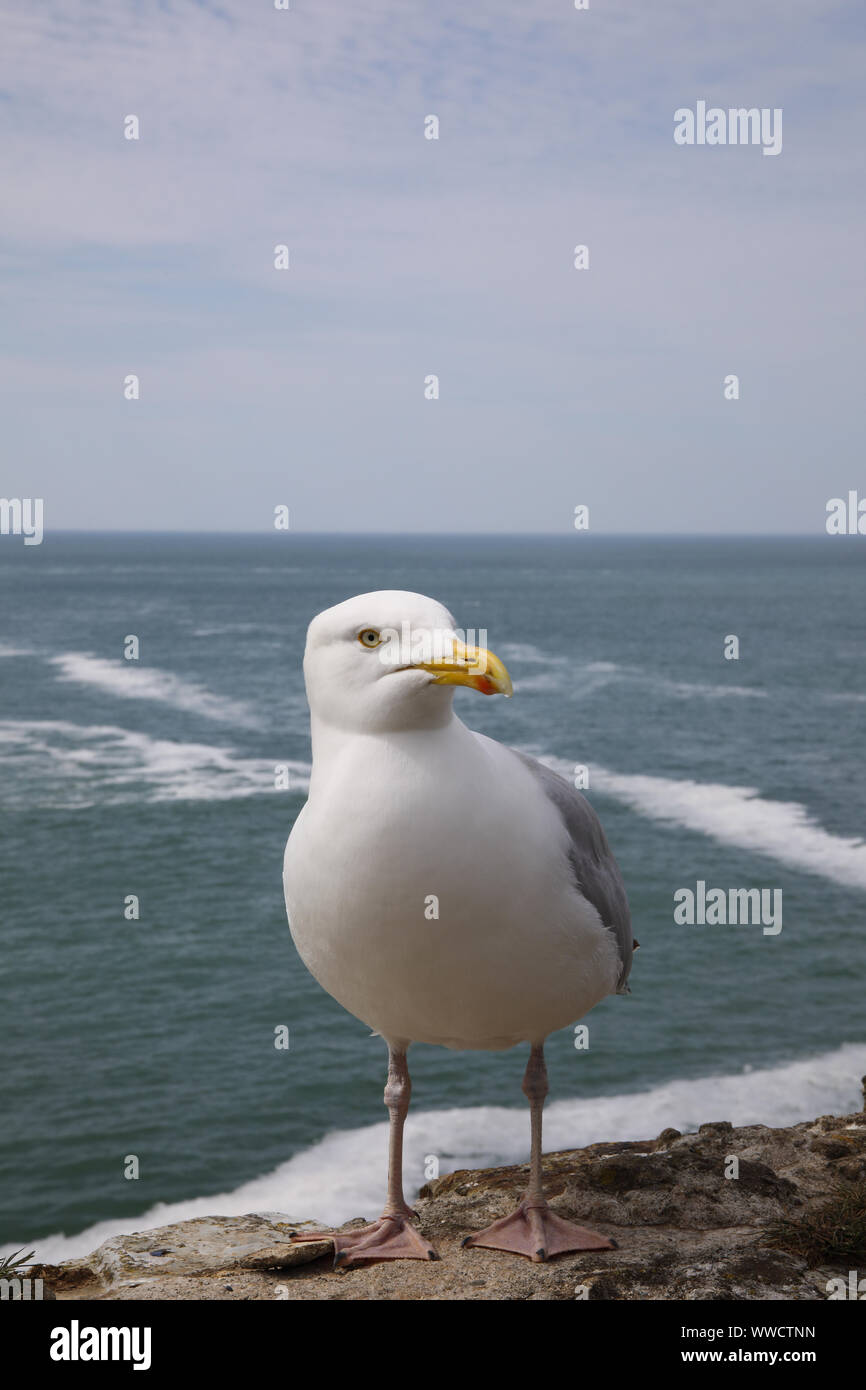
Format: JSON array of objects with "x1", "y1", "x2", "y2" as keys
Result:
[
  {"x1": 291, "y1": 1045, "x2": 438, "y2": 1269},
  {"x1": 462, "y1": 1042, "x2": 615, "y2": 1262}
]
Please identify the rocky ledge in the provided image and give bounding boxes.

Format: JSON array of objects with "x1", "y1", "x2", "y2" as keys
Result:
[{"x1": 31, "y1": 1108, "x2": 866, "y2": 1300}]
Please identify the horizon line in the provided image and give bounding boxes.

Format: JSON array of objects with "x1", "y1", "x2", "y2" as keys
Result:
[{"x1": 15, "y1": 529, "x2": 845, "y2": 540}]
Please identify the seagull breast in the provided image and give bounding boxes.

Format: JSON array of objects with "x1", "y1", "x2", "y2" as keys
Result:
[{"x1": 283, "y1": 718, "x2": 625, "y2": 1051}]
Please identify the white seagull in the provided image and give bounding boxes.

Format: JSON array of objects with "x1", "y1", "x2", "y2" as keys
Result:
[{"x1": 284, "y1": 591, "x2": 634, "y2": 1266}]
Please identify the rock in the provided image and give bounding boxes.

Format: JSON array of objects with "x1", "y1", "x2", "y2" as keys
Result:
[
  {"x1": 31, "y1": 1214, "x2": 332, "y2": 1297},
  {"x1": 655, "y1": 1128, "x2": 682, "y2": 1146},
  {"x1": 29, "y1": 1109, "x2": 866, "y2": 1301}
]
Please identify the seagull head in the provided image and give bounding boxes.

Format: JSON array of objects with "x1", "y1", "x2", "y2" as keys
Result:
[{"x1": 303, "y1": 590, "x2": 513, "y2": 732}]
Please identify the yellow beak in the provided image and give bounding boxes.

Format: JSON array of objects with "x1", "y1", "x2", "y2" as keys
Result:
[{"x1": 414, "y1": 639, "x2": 513, "y2": 697}]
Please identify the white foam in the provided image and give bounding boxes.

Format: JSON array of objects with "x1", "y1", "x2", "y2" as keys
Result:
[
  {"x1": 49, "y1": 653, "x2": 261, "y2": 728},
  {"x1": 501, "y1": 648, "x2": 620, "y2": 697},
  {"x1": 535, "y1": 755, "x2": 866, "y2": 892},
  {"x1": 500, "y1": 642, "x2": 569, "y2": 666},
  {"x1": 652, "y1": 677, "x2": 768, "y2": 699},
  {"x1": 0, "y1": 642, "x2": 32, "y2": 657},
  {"x1": 10, "y1": 1042, "x2": 864, "y2": 1265},
  {"x1": 0, "y1": 720, "x2": 310, "y2": 807},
  {"x1": 512, "y1": 673, "x2": 569, "y2": 694},
  {"x1": 499, "y1": 649, "x2": 765, "y2": 700},
  {"x1": 619, "y1": 668, "x2": 767, "y2": 700},
  {"x1": 190, "y1": 623, "x2": 265, "y2": 637}
]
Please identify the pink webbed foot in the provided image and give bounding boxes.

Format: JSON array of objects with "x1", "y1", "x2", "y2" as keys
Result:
[
  {"x1": 462, "y1": 1197, "x2": 616, "y2": 1263},
  {"x1": 291, "y1": 1211, "x2": 438, "y2": 1270}
]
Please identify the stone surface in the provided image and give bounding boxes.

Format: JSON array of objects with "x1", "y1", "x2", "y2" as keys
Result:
[{"x1": 30, "y1": 1109, "x2": 866, "y2": 1301}]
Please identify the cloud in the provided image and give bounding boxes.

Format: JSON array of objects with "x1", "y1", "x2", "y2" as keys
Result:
[{"x1": 1, "y1": 1, "x2": 864, "y2": 531}]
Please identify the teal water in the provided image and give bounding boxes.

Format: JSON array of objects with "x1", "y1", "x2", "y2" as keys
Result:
[{"x1": 1, "y1": 534, "x2": 864, "y2": 1254}]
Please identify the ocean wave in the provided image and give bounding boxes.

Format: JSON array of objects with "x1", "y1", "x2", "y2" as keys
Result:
[
  {"x1": 512, "y1": 673, "x2": 571, "y2": 694},
  {"x1": 499, "y1": 642, "x2": 570, "y2": 666},
  {"x1": 617, "y1": 669, "x2": 767, "y2": 700},
  {"x1": 0, "y1": 642, "x2": 32, "y2": 657},
  {"x1": 11, "y1": 1042, "x2": 865, "y2": 1264},
  {"x1": 498, "y1": 648, "x2": 765, "y2": 700},
  {"x1": 499, "y1": 645, "x2": 620, "y2": 676},
  {"x1": 538, "y1": 756, "x2": 866, "y2": 891},
  {"x1": 49, "y1": 653, "x2": 261, "y2": 728},
  {"x1": 0, "y1": 720, "x2": 310, "y2": 807},
  {"x1": 652, "y1": 677, "x2": 768, "y2": 699},
  {"x1": 501, "y1": 647, "x2": 622, "y2": 697}
]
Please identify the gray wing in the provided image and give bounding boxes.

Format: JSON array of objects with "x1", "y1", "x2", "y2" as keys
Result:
[{"x1": 510, "y1": 749, "x2": 634, "y2": 994}]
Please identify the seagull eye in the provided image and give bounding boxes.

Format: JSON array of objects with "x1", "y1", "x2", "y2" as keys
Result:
[{"x1": 358, "y1": 629, "x2": 382, "y2": 648}]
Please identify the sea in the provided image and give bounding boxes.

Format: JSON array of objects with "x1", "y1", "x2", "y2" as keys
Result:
[{"x1": 1, "y1": 533, "x2": 864, "y2": 1262}]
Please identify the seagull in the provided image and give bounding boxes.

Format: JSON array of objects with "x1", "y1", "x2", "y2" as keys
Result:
[{"x1": 283, "y1": 591, "x2": 633, "y2": 1266}]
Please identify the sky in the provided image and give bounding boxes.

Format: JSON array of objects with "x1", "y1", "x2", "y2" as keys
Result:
[{"x1": 1, "y1": 0, "x2": 864, "y2": 533}]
